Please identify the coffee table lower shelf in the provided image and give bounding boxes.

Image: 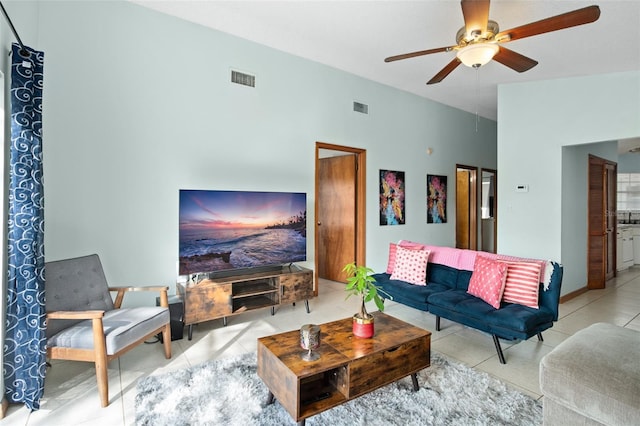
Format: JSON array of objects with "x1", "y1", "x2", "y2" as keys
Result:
[
  {"x1": 265, "y1": 370, "x2": 420, "y2": 425},
  {"x1": 257, "y1": 312, "x2": 431, "y2": 425}
]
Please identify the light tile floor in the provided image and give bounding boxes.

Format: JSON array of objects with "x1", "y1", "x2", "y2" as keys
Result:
[{"x1": 4, "y1": 266, "x2": 640, "y2": 425}]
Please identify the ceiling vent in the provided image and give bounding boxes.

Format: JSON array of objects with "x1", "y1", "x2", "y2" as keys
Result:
[
  {"x1": 353, "y1": 101, "x2": 369, "y2": 114},
  {"x1": 231, "y1": 70, "x2": 256, "y2": 88}
]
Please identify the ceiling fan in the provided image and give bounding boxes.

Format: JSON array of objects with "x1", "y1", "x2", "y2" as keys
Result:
[{"x1": 385, "y1": 0, "x2": 600, "y2": 85}]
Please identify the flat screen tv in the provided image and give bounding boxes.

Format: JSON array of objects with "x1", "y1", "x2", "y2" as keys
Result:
[{"x1": 179, "y1": 189, "x2": 307, "y2": 276}]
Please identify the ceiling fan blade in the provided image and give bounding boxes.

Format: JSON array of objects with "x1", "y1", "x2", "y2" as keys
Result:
[
  {"x1": 461, "y1": 0, "x2": 491, "y2": 35},
  {"x1": 427, "y1": 58, "x2": 462, "y2": 85},
  {"x1": 492, "y1": 46, "x2": 538, "y2": 72},
  {"x1": 385, "y1": 46, "x2": 454, "y2": 63},
  {"x1": 495, "y1": 5, "x2": 600, "y2": 42}
]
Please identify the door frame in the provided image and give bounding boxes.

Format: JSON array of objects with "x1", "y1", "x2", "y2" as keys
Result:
[
  {"x1": 456, "y1": 164, "x2": 478, "y2": 250},
  {"x1": 314, "y1": 142, "x2": 366, "y2": 294}
]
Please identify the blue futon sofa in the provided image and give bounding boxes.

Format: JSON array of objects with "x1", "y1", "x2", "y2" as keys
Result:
[{"x1": 373, "y1": 244, "x2": 563, "y2": 364}]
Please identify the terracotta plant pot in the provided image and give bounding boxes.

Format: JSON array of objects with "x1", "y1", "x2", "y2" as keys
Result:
[{"x1": 352, "y1": 314, "x2": 374, "y2": 338}]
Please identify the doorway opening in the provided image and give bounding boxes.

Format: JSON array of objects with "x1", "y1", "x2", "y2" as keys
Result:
[
  {"x1": 456, "y1": 165, "x2": 478, "y2": 250},
  {"x1": 315, "y1": 142, "x2": 366, "y2": 291},
  {"x1": 480, "y1": 168, "x2": 497, "y2": 253}
]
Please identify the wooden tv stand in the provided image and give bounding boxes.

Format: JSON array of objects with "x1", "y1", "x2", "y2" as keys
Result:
[{"x1": 177, "y1": 265, "x2": 314, "y2": 340}]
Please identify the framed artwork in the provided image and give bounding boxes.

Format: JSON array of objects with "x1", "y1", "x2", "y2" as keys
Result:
[
  {"x1": 379, "y1": 169, "x2": 405, "y2": 225},
  {"x1": 427, "y1": 174, "x2": 447, "y2": 223}
]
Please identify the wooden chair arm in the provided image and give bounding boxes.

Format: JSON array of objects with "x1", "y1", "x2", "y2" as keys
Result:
[
  {"x1": 109, "y1": 286, "x2": 170, "y2": 308},
  {"x1": 108, "y1": 286, "x2": 169, "y2": 293},
  {"x1": 47, "y1": 310, "x2": 105, "y2": 320}
]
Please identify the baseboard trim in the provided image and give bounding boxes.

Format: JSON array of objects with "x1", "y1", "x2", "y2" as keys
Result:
[{"x1": 559, "y1": 286, "x2": 589, "y2": 303}]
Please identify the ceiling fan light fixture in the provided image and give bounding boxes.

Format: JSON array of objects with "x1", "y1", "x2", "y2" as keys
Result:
[{"x1": 456, "y1": 43, "x2": 499, "y2": 68}]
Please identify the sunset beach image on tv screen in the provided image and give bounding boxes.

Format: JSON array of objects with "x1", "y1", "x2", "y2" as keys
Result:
[{"x1": 179, "y1": 190, "x2": 307, "y2": 275}]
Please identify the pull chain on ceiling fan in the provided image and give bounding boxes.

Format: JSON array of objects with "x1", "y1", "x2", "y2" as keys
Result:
[{"x1": 384, "y1": 0, "x2": 601, "y2": 85}]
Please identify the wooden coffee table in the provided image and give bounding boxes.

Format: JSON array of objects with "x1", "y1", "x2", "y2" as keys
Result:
[{"x1": 257, "y1": 312, "x2": 431, "y2": 425}]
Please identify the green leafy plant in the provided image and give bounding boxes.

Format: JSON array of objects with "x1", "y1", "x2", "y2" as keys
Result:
[{"x1": 343, "y1": 262, "x2": 391, "y2": 319}]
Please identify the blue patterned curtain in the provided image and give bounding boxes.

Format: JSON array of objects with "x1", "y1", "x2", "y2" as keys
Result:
[{"x1": 4, "y1": 43, "x2": 46, "y2": 411}]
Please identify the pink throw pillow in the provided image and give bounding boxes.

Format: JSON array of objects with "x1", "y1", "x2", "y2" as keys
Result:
[
  {"x1": 386, "y1": 240, "x2": 427, "y2": 274},
  {"x1": 390, "y1": 246, "x2": 430, "y2": 285},
  {"x1": 498, "y1": 260, "x2": 542, "y2": 309},
  {"x1": 467, "y1": 256, "x2": 508, "y2": 309}
]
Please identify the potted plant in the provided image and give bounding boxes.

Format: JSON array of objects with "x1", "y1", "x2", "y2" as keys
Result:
[{"x1": 343, "y1": 262, "x2": 391, "y2": 338}]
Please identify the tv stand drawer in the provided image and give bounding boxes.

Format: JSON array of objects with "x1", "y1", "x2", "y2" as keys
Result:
[
  {"x1": 178, "y1": 280, "x2": 232, "y2": 324},
  {"x1": 280, "y1": 273, "x2": 314, "y2": 304}
]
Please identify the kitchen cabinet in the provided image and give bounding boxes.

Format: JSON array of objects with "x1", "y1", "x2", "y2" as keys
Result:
[
  {"x1": 617, "y1": 227, "x2": 634, "y2": 271},
  {"x1": 633, "y1": 227, "x2": 640, "y2": 264}
]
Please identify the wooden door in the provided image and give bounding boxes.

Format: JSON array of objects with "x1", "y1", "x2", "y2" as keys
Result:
[
  {"x1": 456, "y1": 165, "x2": 478, "y2": 250},
  {"x1": 588, "y1": 155, "x2": 617, "y2": 288},
  {"x1": 317, "y1": 154, "x2": 356, "y2": 282},
  {"x1": 456, "y1": 170, "x2": 470, "y2": 248}
]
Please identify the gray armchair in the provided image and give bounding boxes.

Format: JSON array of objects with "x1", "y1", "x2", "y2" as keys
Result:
[{"x1": 45, "y1": 254, "x2": 171, "y2": 407}]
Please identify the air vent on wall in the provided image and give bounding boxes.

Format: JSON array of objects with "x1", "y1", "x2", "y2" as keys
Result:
[
  {"x1": 231, "y1": 70, "x2": 256, "y2": 87},
  {"x1": 353, "y1": 101, "x2": 369, "y2": 114}
]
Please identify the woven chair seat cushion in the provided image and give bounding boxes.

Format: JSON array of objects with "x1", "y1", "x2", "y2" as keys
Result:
[{"x1": 47, "y1": 307, "x2": 169, "y2": 355}]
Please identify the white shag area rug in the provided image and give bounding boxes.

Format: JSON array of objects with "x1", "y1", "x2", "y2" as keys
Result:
[{"x1": 135, "y1": 352, "x2": 541, "y2": 425}]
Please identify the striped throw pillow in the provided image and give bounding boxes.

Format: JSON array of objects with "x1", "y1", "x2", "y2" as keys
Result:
[
  {"x1": 497, "y1": 255, "x2": 547, "y2": 287},
  {"x1": 499, "y1": 260, "x2": 542, "y2": 309}
]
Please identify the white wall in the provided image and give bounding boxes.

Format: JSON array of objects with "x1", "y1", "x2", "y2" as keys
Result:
[
  {"x1": 498, "y1": 71, "x2": 640, "y2": 294},
  {"x1": 4, "y1": 1, "x2": 496, "y2": 301},
  {"x1": 618, "y1": 153, "x2": 640, "y2": 173}
]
